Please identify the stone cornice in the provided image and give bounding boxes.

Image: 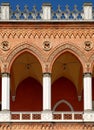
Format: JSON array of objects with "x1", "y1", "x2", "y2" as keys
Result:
[{"x1": 0, "y1": 22, "x2": 94, "y2": 29}]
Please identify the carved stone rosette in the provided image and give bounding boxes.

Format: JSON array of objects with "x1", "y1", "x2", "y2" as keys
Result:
[
  {"x1": 0, "y1": 41, "x2": 10, "y2": 51},
  {"x1": 43, "y1": 41, "x2": 52, "y2": 51},
  {"x1": 84, "y1": 41, "x2": 92, "y2": 51}
]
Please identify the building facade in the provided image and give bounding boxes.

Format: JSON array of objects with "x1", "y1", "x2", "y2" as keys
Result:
[{"x1": 0, "y1": 2, "x2": 94, "y2": 130}]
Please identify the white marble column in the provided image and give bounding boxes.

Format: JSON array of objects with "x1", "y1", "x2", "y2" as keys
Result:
[
  {"x1": 2, "y1": 73, "x2": 10, "y2": 111},
  {"x1": 83, "y1": 73, "x2": 92, "y2": 111},
  {"x1": 43, "y1": 73, "x2": 51, "y2": 111}
]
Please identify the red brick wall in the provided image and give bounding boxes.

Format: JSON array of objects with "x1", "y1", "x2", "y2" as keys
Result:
[
  {"x1": 10, "y1": 77, "x2": 42, "y2": 111},
  {"x1": 52, "y1": 77, "x2": 83, "y2": 111}
]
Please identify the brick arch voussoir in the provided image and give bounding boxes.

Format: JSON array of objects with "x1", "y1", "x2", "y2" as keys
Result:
[
  {"x1": 6, "y1": 43, "x2": 44, "y2": 73},
  {"x1": 48, "y1": 43, "x2": 86, "y2": 73}
]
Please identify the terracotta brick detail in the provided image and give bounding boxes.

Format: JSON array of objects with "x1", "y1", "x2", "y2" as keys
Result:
[
  {"x1": 74, "y1": 114, "x2": 83, "y2": 120},
  {"x1": 22, "y1": 114, "x2": 30, "y2": 120},
  {"x1": 0, "y1": 123, "x2": 94, "y2": 130},
  {"x1": 64, "y1": 114, "x2": 72, "y2": 120},
  {"x1": 11, "y1": 114, "x2": 20, "y2": 120},
  {"x1": 32, "y1": 114, "x2": 41, "y2": 120},
  {"x1": 53, "y1": 114, "x2": 62, "y2": 120}
]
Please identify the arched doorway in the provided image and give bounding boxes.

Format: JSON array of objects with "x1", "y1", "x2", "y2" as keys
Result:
[
  {"x1": 52, "y1": 52, "x2": 83, "y2": 111},
  {"x1": 10, "y1": 52, "x2": 42, "y2": 111}
]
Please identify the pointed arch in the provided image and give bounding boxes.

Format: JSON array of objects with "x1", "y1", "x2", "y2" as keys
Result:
[
  {"x1": 6, "y1": 43, "x2": 44, "y2": 72},
  {"x1": 53, "y1": 99, "x2": 74, "y2": 111},
  {"x1": 48, "y1": 43, "x2": 86, "y2": 72}
]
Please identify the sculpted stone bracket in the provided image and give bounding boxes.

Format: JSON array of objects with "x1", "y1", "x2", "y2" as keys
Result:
[{"x1": 1, "y1": 63, "x2": 9, "y2": 73}]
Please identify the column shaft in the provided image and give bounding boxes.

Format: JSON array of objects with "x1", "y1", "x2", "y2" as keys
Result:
[
  {"x1": 2, "y1": 73, "x2": 10, "y2": 111},
  {"x1": 43, "y1": 73, "x2": 51, "y2": 111},
  {"x1": 83, "y1": 73, "x2": 92, "y2": 111}
]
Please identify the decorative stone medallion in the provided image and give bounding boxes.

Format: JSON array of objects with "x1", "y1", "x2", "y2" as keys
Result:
[
  {"x1": 1, "y1": 41, "x2": 10, "y2": 51},
  {"x1": 84, "y1": 41, "x2": 92, "y2": 51},
  {"x1": 43, "y1": 41, "x2": 52, "y2": 51},
  {"x1": 83, "y1": 112, "x2": 94, "y2": 121},
  {"x1": 41, "y1": 111, "x2": 52, "y2": 120}
]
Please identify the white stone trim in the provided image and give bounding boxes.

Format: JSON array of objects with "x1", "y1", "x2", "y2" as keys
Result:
[
  {"x1": 2, "y1": 73, "x2": 10, "y2": 111},
  {"x1": 83, "y1": 73, "x2": 92, "y2": 111},
  {"x1": 0, "y1": 111, "x2": 10, "y2": 122},
  {"x1": 1, "y1": 3, "x2": 10, "y2": 20},
  {"x1": 53, "y1": 99, "x2": 74, "y2": 111},
  {"x1": 83, "y1": 3, "x2": 93, "y2": 20},
  {"x1": 43, "y1": 73, "x2": 51, "y2": 111},
  {"x1": 42, "y1": 3, "x2": 51, "y2": 20}
]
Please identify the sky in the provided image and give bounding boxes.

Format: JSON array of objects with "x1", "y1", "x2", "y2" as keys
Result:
[{"x1": 0, "y1": 0, "x2": 94, "y2": 10}]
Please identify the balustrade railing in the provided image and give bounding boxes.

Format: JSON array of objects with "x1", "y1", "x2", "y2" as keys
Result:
[
  {"x1": 10, "y1": 111, "x2": 83, "y2": 122},
  {"x1": 0, "y1": 2, "x2": 93, "y2": 21}
]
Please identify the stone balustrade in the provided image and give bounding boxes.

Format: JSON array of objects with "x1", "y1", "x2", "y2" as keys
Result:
[
  {"x1": 0, "y1": 2, "x2": 93, "y2": 21},
  {"x1": 0, "y1": 111, "x2": 84, "y2": 122}
]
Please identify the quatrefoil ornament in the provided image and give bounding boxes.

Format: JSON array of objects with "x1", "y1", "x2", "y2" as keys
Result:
[
  {"x1": 84, "y1": 41, "x2": 92, "y2": 51},
  {"x1": 43, "y1": 41, "x2": 52, "y2": 51},
  {"x1": 1, "y1": 41, "x2": 10, "y2": 51}
]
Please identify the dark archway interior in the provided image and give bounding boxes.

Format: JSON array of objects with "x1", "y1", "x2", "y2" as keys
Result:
[
  {"x1": 10, "y1": 52, "x2": 42, "y2": 111},
  {"x1": 52, "y1": 77, "x2": 83, "y2": 111},
  {"x1": 10, "y1": 77, "x2": 42, "y2": 111}
]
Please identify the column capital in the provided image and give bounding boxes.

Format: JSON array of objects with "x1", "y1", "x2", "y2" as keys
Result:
[
  {"x1": 83, "y1": 73, "x2": 92, "y2": 77},
  {"x1": 43, "y1": 73, "x2": 51, "y2": 77},
  {"x1": 1, "y1": 73, "x2": 10, "y2": 77}
]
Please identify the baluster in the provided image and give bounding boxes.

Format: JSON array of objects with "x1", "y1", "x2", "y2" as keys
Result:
[
  {"x1": 23, "y1": 5, "x2": 29, "y2": 20},
  {"x1": 56, "y1": 5, "x2": 62, "y2": 20},
  {"x1": 72, "y1": 5, "x2": 79, "y2": 20},
  {"x1": 64, "y1": 5, "x2": 70, "y2": 20},
  {"x1": 14, "y1": 5, "x2": 21, "y2": 20},
  {"x1": 31, "y1": 6, "x2": 38, "y2": 20}
]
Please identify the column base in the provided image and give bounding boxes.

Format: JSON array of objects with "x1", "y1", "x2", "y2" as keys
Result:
[
  {"x1": 83, "y1": 110, "x2": 94, "y2": 122},
  {"x1": 41, "y1": 110, "x2": 52, "y2": 121},
  {"x1": 0, "y1": 110, "x2": 10, "y2": 122}
]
